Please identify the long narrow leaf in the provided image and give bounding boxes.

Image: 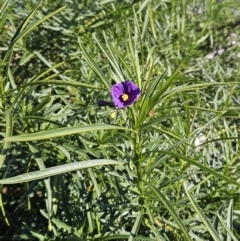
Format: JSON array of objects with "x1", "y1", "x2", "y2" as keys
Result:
[
  {"x1": 0, "y1": 109, "x2": 13, "y2": 168},
  {"x1": 148, "y1": 183, "x2": 192, "y2": 241},
  {"x1": 137, "y1": 71, "x2": 167, "y2": 127},
  {"x1": 183, "y1": 182, "x2": 221, "y2": 241},
  {"x1": 157, "y1": 151, "x2": 240, "y2": 188},
  {"x1": 128, "y1": 210, "x2": 143, "y2": 241},
  {"x1": 3, "y1": 4, "x2": 66, "y2": 63},
  {"x1": 78, "y1": 38, "x2": 111, "y2": 90},
  {"x1": 3, "y1": 4, "x2": 66, "y2": 82},
  {"x1": 0, "y1": 159, "x2": 122, "y2": 184},
  {"x1": 40, "y1": 210, "x2": 83, "y2": 240},
  {"x1": 29, "y1": 144, "x2": 53, "y2": 230},
  {"x1": 7, "y1": 80, "x2": 105, "y2": 96},
  {"x1": 227, "y1": 199, "x2": 234, "y2": 241},
  {"x1": 0, "y1": 0, "x2": 11, "y2": 16},
  {"x1": 93, "y1": 33, "x2": 124, "y2": 81},
  {"x1": 5, "y1": 124, "x2": 134, "y2": 142},
  {"x1": 218, "y1": 211, "x2": 238, "y2": 241}
]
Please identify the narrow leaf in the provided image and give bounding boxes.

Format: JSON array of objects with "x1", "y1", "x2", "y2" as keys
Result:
[
  {"x1": 0, "y1": 160, "x2": 121, "y2": 184},
  {"x1": 3, "y1": 4, "x2": 66, "y2": 83},
  {"x1": 183, "y1": 182, "x2": 221, "y2": 241},
  {"x1": 5, "y1": 124, "x2": 134, "y2": 142},
  {"x1": 159, "y1": 151, "x2": 240, "y2": 187},
  {"x1": 148, "y1": 183, "x2": 192, "y2": 241},
  {"x1": 218, "y1": 212, "x2": 238, "y2": 241},
  {"x1": 227, "y1": 199, "x2": 234, "y2": 241},
  {"x1": 128, "y1": 210, "x2": 143, "y2": 241},
  {"x1": 78, "y1": 38, "x2": 111, "y2": 90},
  {"x1": 0, "y1": 109, "x2": 13, "y2": 168},
  {"x1": 40, "y1": 210, "x2": 83, "y2": 240}
]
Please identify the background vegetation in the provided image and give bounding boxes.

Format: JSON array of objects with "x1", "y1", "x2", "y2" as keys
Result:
[{"x1": 0, "y1": 0, "x2": 240, "y2": 240}]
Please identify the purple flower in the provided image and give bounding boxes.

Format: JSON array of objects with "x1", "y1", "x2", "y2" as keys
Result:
[{"x1": 111, "y1": 81, "x2": 141, "y2": 108}]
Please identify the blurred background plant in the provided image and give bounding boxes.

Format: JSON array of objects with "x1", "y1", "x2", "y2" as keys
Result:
[{"x1": 0, "y1": 0, "x2": 240, "y2": 240}]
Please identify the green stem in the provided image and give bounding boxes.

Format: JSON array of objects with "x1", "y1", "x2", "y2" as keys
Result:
[
  {"x1": 135, "y1": 130, "x2": 143, "y2": 194},
  {"x1": 0, "y1": 75, "x2": 6, "y2": 110}
]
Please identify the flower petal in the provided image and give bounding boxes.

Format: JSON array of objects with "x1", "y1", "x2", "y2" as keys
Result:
[
  {"x1": 110, "y1": 81, "x2": 141, "y2": 108},
  {"x1": 111, "y1": 84, "x2": 124, "y2": 97},
  {"x1": 128, "y1": 88, "x2": 141, "y2": 104},
  {"x1": 122, "y1": 81, "x2": 140, "y2": 94}
]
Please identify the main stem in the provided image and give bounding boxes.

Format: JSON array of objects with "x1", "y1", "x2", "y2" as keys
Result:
[{"x1": 135, "y1": 130, "x2": 143, "y2": 194}]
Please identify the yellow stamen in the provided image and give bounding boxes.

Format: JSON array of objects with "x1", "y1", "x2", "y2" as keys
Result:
[{"x1": 122, "y1": 94, "x2": 129, "y2": 101}]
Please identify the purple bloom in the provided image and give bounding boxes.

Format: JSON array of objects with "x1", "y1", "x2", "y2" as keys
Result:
[{"x1": 111, "y1": 81, "x2": 141, "y2": 108}]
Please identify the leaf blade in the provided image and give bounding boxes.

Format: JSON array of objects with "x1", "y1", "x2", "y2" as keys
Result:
[
  {"x1": 0, "y1": 159, "x2": 122, "y2": 184},
  {"x1": 5, "y1": 124, "x2": 134, "y2": 142}
]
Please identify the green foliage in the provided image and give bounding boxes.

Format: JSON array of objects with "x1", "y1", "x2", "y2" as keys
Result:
[{"x1": 0, "y1": 0, "x2": 240, "y2": 240}]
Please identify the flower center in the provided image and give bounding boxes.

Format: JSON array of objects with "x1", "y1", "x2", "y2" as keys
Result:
[{"x1": 121, "y1": 94, "x2": 129, "y2": 101}]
